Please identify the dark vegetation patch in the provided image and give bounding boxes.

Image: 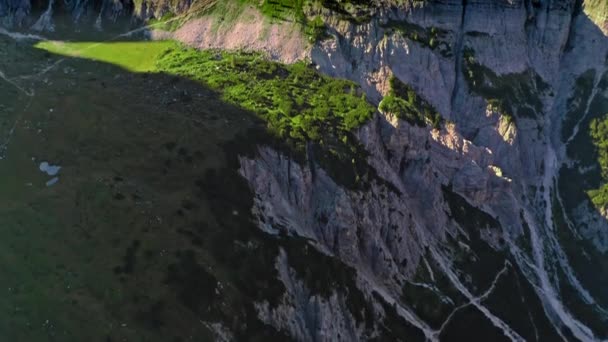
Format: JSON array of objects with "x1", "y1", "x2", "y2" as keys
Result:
[
  {"x1": 442, "y1": 186, "x2": 507, "y2": 294},
  {"x1": 559, "y1": 70, "x2": 608, "y2": 211},
  {"x1": 552, "y1": 193, "x2": 608, "y2": 335},
  {"x1": 481, "y1": 264, "x2": 563, "y2": 341},
  {"x1": 465, "y1": 30, "x2": 490, "y2": 37},
  {"x1": 398, "y1": 248, "x2": 468, "y2": 329},
  {"x1": 439, "y1": 306, "x2": 511, "y2": 342},
  {"x1": 243, "y1": 0, "x2": 326, "y2": 41},
  {"x1": 316, "y1": 0, "x2": 376, "y2": 24},
  {"x1": 515, "y1": 210, "x2": 534, "y2": 259},
  {"x1": 165, "y1": 250, "x2": 219, "y2": 317},
  {"x1": 135, "y1": 301, "x2": 166, "y2": 331},
  {"x1": 281, "y1": 237, "x2": 375, "y2": 328},
  {"x1": 400, "y1": 282, "x2": 453, "y2": 329},
  {"x1": 383, "y1": 19, "x2": 453, "y2": 58},
  {"x1": 560, "y1": 148, "x2": 602, "y2": 216},
  {"x1": 370, "y1": 292, "x2": 426, "y2": 342},
  {"x1": 561, "y1": 69, "x2": 596, "y2": 141},
  {"x1": 244, "y1": 0, "x2": 376, "y2": 23},
  {"x1": 400, "y1": 258, "x2": 462, "y2": 328},
  {"x1": 554, "y1": 264, "x2": 608, "y2": 339},
  {"x1": 304, "y1": 15, "x2": 330, "y2": 41},
  {"x1": 114, "y1": 240, "x2": 141, "y2": 275},
  {"x1": 463, "y1": 47, "x2": 549, "y2": 121},
  {"x1": 379, "y1": 76, "x2": 443, "y2": 129}
]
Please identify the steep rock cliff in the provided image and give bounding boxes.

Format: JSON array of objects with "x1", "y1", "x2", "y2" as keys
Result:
[{"x1": 235, "y1": 1, "x2": 608, "y2": 340}]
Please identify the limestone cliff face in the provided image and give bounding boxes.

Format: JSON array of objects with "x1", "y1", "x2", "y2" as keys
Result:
[
  {"x1": 239, "y1": 115, "x2": 517, "y2": 340},
  {"x1": 237, "y1": 1, "x2": 608, "y2": 341}
]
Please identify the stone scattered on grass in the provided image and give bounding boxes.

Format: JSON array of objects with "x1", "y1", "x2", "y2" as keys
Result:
[
  {"x1": 39, "y1": 161, "x2": 61, "y2": 176},
  {"x1": 46, "y1": 177, "x2": 59, "y2": 187}
]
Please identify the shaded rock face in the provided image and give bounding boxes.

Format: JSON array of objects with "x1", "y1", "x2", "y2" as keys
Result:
[
  {"x1": 0, "y1": 0, "x2": 31, "y2": 25},
  {"x1": 0, "y1": 0, "x2": 129, "y2": 28},
  {"x1": 0, "y1": 0, "x2": 171, "y2": 28}
]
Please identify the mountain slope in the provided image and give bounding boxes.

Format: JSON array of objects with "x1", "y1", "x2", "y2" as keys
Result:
[{"x1": 0, "y1": 0, "x2": 607, "y2": 341}]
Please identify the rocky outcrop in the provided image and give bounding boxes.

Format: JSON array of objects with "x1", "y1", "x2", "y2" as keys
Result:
[
  {"x1": 238, "y1": 112, "x2": 523, "y2": 340},
  {"x1": 170, "y1": 7, "x2": 309, "y2": 64},
  {"x1": 255, "y1": 250, "x2": 362, "y2": 342}
]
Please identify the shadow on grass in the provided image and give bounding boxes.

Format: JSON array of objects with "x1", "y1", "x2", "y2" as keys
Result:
[
  {"x1": 0, "y1": 13, "x2": 406, "y2": 338},
  {"x1": 0, "y1": 31, "x2": 325, "y2": 342}
]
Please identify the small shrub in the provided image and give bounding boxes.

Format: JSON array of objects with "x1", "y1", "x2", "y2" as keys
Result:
[
  {"x1": 587, "y1": 115, "x2": 608, "y2": 209},
  {"x1": 379, "y1": 76, "x2": 443, "y2": 128}
]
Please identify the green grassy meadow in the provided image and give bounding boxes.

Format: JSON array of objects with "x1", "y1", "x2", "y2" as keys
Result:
[{"x1": 35, "y1": 40, "x2": 175, "y2": 72}]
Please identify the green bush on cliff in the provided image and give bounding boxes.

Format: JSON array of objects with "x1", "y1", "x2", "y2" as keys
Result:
[
  {"x1": 588, "y1": 115, "x2": 608, "y2": 209},
  {"x1": 304, "y1": 15, "x2": 330, "y2": 42},
  {"x1": 382, "y1": 20, "x2": 452, "y2": 57},
  {"x1": 463, "y1": 47, "x2": 549, "y2": 120},
  {"x1": 589, "y1": 116, "x2": 608, "y2": 180},
  {"x1": 379, "y1": 76, "x2": 442, "y2": 129},
  {"x1": 239, "y1": 0, "x2": 306, "y2": 22},
  {"x1": 487, "y1": 98, "x2": 513, "y2": 123}
]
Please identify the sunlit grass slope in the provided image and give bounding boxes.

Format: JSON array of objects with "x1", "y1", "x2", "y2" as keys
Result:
[{"x1": 35, "y1": 40, "x2": 176, "y2": 72}]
